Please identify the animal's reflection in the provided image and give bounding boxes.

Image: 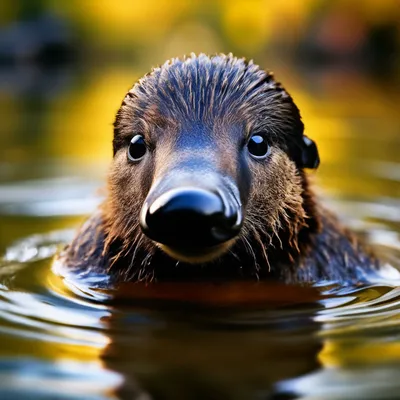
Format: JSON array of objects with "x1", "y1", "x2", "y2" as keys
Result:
[{"x1": 100, "y1": 282, "x2": 324, "y2": 400}]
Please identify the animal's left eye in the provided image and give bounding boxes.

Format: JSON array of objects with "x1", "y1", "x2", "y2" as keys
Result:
[{"x1": 247, "y1": 135, "x2": 270, "y2": 159}]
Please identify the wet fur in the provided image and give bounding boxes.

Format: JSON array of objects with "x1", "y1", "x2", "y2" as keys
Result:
[{"x1": 61, "y1": 54, "x2": 379, "y2": 284}]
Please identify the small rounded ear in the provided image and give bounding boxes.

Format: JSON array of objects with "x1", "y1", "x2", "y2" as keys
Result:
[{"x1": 301, "y1": 136, "x2": 320, "y2": 169}]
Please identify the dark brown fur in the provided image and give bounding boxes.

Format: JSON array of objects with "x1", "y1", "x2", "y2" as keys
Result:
[{"x1": 60, "y1": 54, "x2": 379, "y2": 285}]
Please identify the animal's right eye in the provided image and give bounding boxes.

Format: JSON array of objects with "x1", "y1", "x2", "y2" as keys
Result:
[{"x1": 127, "y1": 135, "x2": 147, "y2": 162}]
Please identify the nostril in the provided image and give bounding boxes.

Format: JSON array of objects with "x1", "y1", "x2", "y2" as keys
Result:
[{"x1": 140, "y1": 187, "x2": 242, "y2": 247}]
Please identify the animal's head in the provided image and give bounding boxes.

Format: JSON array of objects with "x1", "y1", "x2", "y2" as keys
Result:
[{"x1": 105, "y1": 54, "x2": 320, "y2": 279}]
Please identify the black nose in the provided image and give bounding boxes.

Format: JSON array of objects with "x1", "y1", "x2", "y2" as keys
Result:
[{"x1": 140, "y1": 188, "x2": 242, "y2": 248}]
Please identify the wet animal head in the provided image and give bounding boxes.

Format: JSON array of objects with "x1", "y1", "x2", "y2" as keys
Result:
[{"x1": 105, "y1": 54, "x2": 320, "y2": 280}]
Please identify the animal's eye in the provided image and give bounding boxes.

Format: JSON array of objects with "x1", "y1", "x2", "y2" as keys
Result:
[
  {"x1": 247, "y1": 135, "x2": 270, "y2": 159},
  {"x1": 128, "y1": 135, "x2": 147, "y2": 161}
]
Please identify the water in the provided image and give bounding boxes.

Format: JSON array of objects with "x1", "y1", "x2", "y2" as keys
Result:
[{"x1": 1, "y1": 62, "x2": 400, "y2": 399}]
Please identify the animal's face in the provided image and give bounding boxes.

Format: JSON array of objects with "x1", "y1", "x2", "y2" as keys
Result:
[{"x1": 107, "y1": 55, "x2": 319, "y2": 270}]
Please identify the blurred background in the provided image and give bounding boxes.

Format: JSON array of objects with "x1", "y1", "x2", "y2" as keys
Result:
[{"x1": 0, "y1": 0, "x2": 399, "y2": 251}]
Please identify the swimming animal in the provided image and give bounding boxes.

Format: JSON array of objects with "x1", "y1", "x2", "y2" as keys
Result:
[{"x1": 60, "y1": 54, "x2": 379, "y2": 283}]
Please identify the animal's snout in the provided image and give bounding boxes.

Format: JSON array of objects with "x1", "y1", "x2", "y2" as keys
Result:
[{"x1": 140, "y1": 187, "x2": 242, "y2": 250}]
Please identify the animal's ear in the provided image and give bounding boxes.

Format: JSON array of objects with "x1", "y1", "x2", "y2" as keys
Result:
[{"x1": 301, "y1": 136, "x2": 320, "y2": 169}]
